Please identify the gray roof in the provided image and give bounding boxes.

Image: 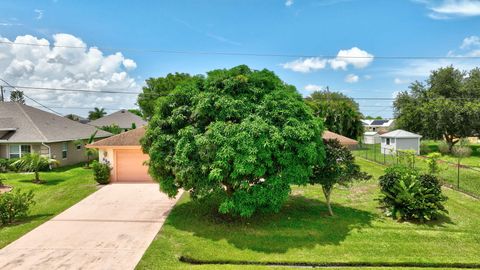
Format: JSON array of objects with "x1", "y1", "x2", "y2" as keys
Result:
[
  {"x1": 380, "y1": 129, "x2": 422, "y2": 139},
  {"x1": 89, "y1": 109, "x2": 147, "y2": 129},
  {"x1": 0, "y1": 102, "x2": 111, "y2": 143}
]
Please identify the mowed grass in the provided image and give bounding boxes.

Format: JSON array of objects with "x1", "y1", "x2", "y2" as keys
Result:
[
  {"x1": 0, "y1": 165, "x2": 98, "y2": 248},
  {"x1": 137, "y1": 158, "x2": 480, "y2": 270}
]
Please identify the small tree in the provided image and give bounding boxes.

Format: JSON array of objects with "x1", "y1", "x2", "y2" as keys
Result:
[
  {"x1": 309, "y1": 139, "x2": 371, "y2": 216},
  {"x1": 425, "y1": 152, "x2": 442, "y2": 175},
  {"x1": 88, "y1": 107, "x2": 107, "y2": 120},
  {"x1": 10, "y1": 90, "x2": 25, "y2": 104},
  {"x1": 101, "y1": 124, "x2": 122, "y2": 135},
  {"x1": 84, "y1": 131, "x2": 98, "y2": 168},
  {"x1": 12, "y1": 153, "x2": 59, "y2": 183},
  {"x1": 451, "y1": 144, "x2": 472, "y2": 188}
]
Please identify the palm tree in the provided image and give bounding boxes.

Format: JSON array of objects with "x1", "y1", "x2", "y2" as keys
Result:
[
  {"x1": 85, "y1": 131, "x2": 98, "y2": 168},
  {"x1": 12, "y1": 153, "x2": 59, "y2": 183},
  {"x1": 88, "y1": 107, "x2": 107, "y2": 120}
]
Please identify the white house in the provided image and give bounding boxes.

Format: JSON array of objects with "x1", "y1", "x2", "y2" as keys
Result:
[
  {"x1": 363, "y1": 132, "x2": 381, "y2": 144},
  {"x1": 361, "y1": 119, "x2": 395, "y2": 133},
  {"x1": 380, "y1": 129, "x2": 422, "y2": 155}
]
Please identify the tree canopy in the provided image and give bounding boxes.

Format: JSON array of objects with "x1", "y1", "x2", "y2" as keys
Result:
[
  {"x1": 142, "y1": 65, "x2": 325, "y2": 217},
  {"x1": 137, "y1": 73, "x2": 202, "y2": 120},
  {"x1": 10, "y1": 90, "x2": 25, "y2": 104},
  {"x1": 88, "y1": 107, "x2": 107, "y2": 120},
  {"x1": 394, "y1": 66, "x2": 480, "y2": 151},
  {"x1": 305, "y1": 90, "x2": 364, "y2": 139}
]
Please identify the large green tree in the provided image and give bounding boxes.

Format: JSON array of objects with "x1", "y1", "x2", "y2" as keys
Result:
[
  {"x1": 137, "y1": 73, "x2": 202, "y2": 120},
  {"x1": 305, "y1": 90, "x2": 364, "y2": 139},
  {"x1": 142, "y1": 65, "x2": 325, "y2": 217},
  {"x1": 394, "y1": 66, "x2": 480, "y2": 151}
]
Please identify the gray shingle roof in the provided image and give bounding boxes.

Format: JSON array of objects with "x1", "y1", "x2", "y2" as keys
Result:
[
  {"x1": 89, "y1": 110, "x2": 147, "y2": 129},
  {"x1": 88, "y1": 127, "x2": 146, "y2": 147},
  {"x1": 380, "y1": 129, "x2": 422, "y2": 138},
  {"x1": 0, "y1": 102, "x2": 111, "y2": 143}
]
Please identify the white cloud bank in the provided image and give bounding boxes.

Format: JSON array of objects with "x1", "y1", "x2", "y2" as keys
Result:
[
  {"x1": 345, "y1": 74, "x2": 359, "y2": 83},
  {"x1": 282, "y1": 47, "x2": 374, "y2": 73},
  {"x1": 304, "y1": 84, "x2": 323, "y2": 92},
  {"x1": 285, "y1": 0, "x2": 294, "y2": 7},
  {"x1": 0, "y1": 33, "x2": 139, "y2": 114},
  {"x1": 415, "y1": 0, "x2": 480, "y2": 19}
]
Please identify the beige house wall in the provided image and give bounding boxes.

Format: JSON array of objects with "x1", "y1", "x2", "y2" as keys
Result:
[{"x1": 0, "y1": 145, "x2": 6, "y2": 158}]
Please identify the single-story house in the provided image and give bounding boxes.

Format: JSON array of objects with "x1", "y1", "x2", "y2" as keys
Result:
[
  {"x1": 361, "y1": 119, "x2": 395, "y2": 133},
  {"x1": 87, "y1": 127, "x2": 153, "y2": 183},
  {"x1": 380, "y1": 129, "x2": 422, "y2": 155},
  {"x1": 0, "y1": 102, "x2": 111, "y2": 166},
  {"x1": 363, "y1": 131, "x2": 381, "y2": 144},
  {"x1": 89, "y1": 109, "x2": 147, "y2": 131},
  {"x1": 323, "y1": 130, "x2": 358, "y2": 150}
]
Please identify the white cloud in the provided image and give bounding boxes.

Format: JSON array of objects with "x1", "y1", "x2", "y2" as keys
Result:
[
  {"x1": 281, "y1": 57, "x2": 327, "y2": 73},
  {"x1": 364, "y1": 75, "x2": 372, "y2": 80},
  {"x1": 460, "y1": 35, "x2": 480, "y2": 49},
  {"x1": 285, "y1": 0, "x2": 294, "y2": 7},
  {"x1": 394, "y1": 78, "x2": 410, "y2": 84},
  {"x1": 304, "y1": 84, "x2": 323, "y2": 92},
  {"x1": 329, "y1": 47, "x2": 374, "y2": 70},
  {"x1": 345, "y1": 74, "x2": 359, "y2": 83},
  {"x1": 34, "y1": 9, "x2": 43, "y2": 20},
  {"x1": 416, "y1": 0, "x2": 480, "y2": 19},
  {"x1": 0, "y1": 33, "x2": 139, "y2": 115},
  {"x1": 282, "y1": 47, "x2": 374, "y2": 73}
]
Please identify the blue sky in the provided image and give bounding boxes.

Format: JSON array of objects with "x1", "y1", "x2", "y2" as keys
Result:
[{"x1": 1, "y1": 0, "x2": 480, "y2": 118}]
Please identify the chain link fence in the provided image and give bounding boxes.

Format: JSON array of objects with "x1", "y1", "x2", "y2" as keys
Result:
[{"x1": 354, "y1": 143, "x2": 480, "y2": 198}]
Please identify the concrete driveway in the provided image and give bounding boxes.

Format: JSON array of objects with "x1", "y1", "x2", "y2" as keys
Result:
[{"x1": 0, "y1": 184, "x2": 182, "y2": 270}]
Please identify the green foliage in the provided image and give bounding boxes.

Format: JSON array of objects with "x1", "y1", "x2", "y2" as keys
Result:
[
  {"x1": 142, "y1": 65, "x2": 325, "y2": 217},
  {"x1": 396, "y1": 150, "x2": 416, "y2": 168},
  {"x1": 128, "y1": 109, "x2": 143, "y2": 118},
  {"x1": 305, "y1": 90, "x2": 364, "y2": 139},
  {"x1": 420, "y1": 141, "x2": 432, "y2": 155},
  {"x1": 394, "y1": 66, "x2": 480, "y2": 151},
  {"x1": 85, "y1": 131, "x2": 98, "y2": 167},
  {"x1": 137, "y1": 73, "x2": 202, "y2": 120},
  {"x1": 92, "y1": 160, "x2": 111, "y2": 184},
  {"x1": 0, "y1": 189, "x2": 35, "y2": 225},
  {"x1": 88, "y1": 107, "x2": 106, "y2": 120},
  {"x1": 11, "y1": 153, "x2": 59, "y2": 183},
  {"x1": 438, "y1": 141, "x2": 450, "y2": 154},
  {"x1": 378, "y1": 166, "x2": 448, "y2": 222},
  {"x1": 10, "y1": 90, "x2": 25, "y2": 104},
  {"x1": 0, "y1": 159, "x2": 10, "y2": 173},
  {"x1": 131, "y1": 122, "x2": 137, "y2": 129},
  {"x1": 426, "y1": 152, "x2": 442, "y2": 174},
  {"x1": 101, "y1": 124, "x2": 122, "y2": 134},
  {"x1": 309, "y1": 139, "x2": 371, "y2": 215}
]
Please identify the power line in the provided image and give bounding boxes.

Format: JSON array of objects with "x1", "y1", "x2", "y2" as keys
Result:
[{"x1": 1, "y1": 40, "x2": 480, "y2": 60}]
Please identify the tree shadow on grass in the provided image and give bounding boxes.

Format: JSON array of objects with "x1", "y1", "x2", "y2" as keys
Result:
[
  {"x1": 169, "y1": 195, "x2": 376, "y2": 253},
  {"x1": 18, "y1": 178, "x2": 66, "y2": 186},
  {"x1": 0, "y1": 214, "x2": 53, "y2": 229}
]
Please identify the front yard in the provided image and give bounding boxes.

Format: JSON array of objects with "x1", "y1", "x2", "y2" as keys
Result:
[
  {"x1": 0, "y1": 165, "x2": 98, "y2": 248},
  {"x1": 136, "y1": 158, "x2": 480, "y2": 269}
]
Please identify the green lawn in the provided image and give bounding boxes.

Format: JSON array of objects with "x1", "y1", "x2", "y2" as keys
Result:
[
  {"x1": 137, "y1": 158, "x2": 480, "y2": 270},
  {"x1": 354, "y1": 144, "x2": 480, "y2": 196},
  {"x1": 0, "y1": 165, "x2": 98, "y2": 248}
]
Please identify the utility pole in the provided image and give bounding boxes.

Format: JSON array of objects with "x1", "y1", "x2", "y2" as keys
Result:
[{"x1": 0, "y1": 85, "x2": 4, "y2": 102}]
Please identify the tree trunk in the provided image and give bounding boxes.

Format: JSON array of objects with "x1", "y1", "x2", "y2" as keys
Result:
[
  {"x1": 445, "y1": 134, "x2": 459, "y2": 153},
  {"x1": 322, "y1": 186, "x2": 334, "y2": 216},
  {"x1": 34, "y1": 171, "x2": 40, "y2": 183}
]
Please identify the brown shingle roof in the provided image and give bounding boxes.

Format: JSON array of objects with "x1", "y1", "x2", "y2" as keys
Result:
[
  {"x1": 0, "y1": 102, "x2": 111, "y2": 143},
  {"x1": 322, "y1": 130, "x2": 358, "y2": 145},
  {"x1": 88, "y1": 127, "x2": 146, "y2": 147}
]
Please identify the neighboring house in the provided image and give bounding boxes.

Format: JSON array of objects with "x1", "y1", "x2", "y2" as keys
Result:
[
  {"x1": 87, "y1": 127, "x2": 153, "y2": 182},
  {"x1": 323, "y1": 130, "x2": 359, "y2": 150},
  {"x1": 89, "y1": 109, "x2": 147, "y2": 131},
  {"x1": 65, "y1": 114, "x2": 90, "y2": 124},
  {"x1": 363, "y1": 131, "x2": 381, "y2": 144},
  {"x1": 380, "y1": 129, "x2": 422, "y2": 155},
  {"x1": 0, "y1": 102, "x2": 111, "y2": 166},
  {"x1": 361, "y1": 119, "x2": 395, "y2": 133}
]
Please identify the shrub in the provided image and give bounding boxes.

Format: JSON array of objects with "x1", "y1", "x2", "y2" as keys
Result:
[
  {"x1": 0, "y1": 189, "x2": 35, "y2": 225},
  {"x1": 438, "y1": 141, "x2": 450, "y2": 154},
  {"x1": 0, "y1": 158, "x2": 19, "y2": 172},
  {"x1": 378, "y1": 166, "x2": 448, "y2": 222},
  {"x1": 92, "y1": 160, "x2": 111, "y2": 184},
  {"x1": 425, "y1": 152, "x2": 442, "y2": 175},
  {"x1": 420, "y1": 142, "x2": 432, "y2": 155}
]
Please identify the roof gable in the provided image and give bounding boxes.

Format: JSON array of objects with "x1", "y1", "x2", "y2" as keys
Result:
[
  {"x1": 89, "y1": 110, "x2": 147, "y2": 129},
  {"x1": 88, "y1": 127, "x2": 145, "y2": 147},
  {"x1": 380, "y1": 129, "x2": 422, "y2": 138}
]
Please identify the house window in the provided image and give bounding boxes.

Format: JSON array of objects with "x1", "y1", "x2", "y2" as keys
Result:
[
  {"x1": 62, "y1": 142, "x2": 68, "y2": 159},
  {"x1": 386, "y1": 138, "x2": 391, "y2": 145},
  {"x1": 9, "y1": 144, "x2": 31, "y2": 158},
  {"x1": 76, "y1": 143, "x2": 82, "y2": 150}
]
